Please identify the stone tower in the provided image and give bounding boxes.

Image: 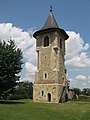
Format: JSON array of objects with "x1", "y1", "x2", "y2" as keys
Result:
[{"x1": 33, "y1": 7, "x2": 69, "y2": 103}]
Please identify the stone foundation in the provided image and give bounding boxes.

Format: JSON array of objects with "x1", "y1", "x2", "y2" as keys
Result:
[{"x1": 33, "y1": 84, "x2": 64, "y2": 103}]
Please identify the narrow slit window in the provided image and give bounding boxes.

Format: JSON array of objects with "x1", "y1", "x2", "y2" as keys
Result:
[
  {"x1": 42, "y1": 91, "x2": 44, "y2": 96},
  {"x1": 45, "y1": 73, "x2": 47, "y2": 79},
  {"x1": 37, "y1": 51, "x2": 39, "y2": 69},
  {"x1": 43, "y1": 72, "x2": 48, "y2": 79},
  {"x1": 60, "y1": 38, "x2": 62, "y2": 49}
]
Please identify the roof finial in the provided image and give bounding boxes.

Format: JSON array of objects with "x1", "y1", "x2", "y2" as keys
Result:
[{"x1": 50, "y1": 0, "x2": 52, "y2": 11}]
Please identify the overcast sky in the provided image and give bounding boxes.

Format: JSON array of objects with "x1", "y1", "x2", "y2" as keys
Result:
[{"x1": 0, "y1": 0, "x2": 90, "y2": 89}]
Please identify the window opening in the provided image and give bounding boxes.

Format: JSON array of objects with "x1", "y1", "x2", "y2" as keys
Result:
[
  {"x1": 45, "y1": 73, "x2": 47, "y2": 79},
  {"x1": 42, "y1": 91, "x2": 44, "y2": 96},
  {"x1": 43, "y1": 72, "x2": 48, "y2": 79},
  {"x1": 60, "y1": 38, "x2": 62, "y2": 49},
  {"x1": 37, "y1": 51, "x2": 39, "y2": 69},
  {"x1": 44, "y1": 36, "x2": 49, "y2": 47},
  {"x1": 48, "y1": 93, "x2": 51, "y2": 102}
]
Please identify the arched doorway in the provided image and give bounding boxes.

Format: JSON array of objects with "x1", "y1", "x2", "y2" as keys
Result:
[{"x1": 48, "y1": 93, "x2": 51, "y2": 102}]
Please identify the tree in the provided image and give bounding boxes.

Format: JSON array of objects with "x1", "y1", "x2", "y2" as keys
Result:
[
  {"x1": 0, "y1": 40, "x2": 23, "y2": 98},
  {"x1": 73, "y1": 88, "x2": 81, "y2": 100},
  {"x1": 15, "y1": 81, "x2": 33, "y2": 99},
  {"x1": 82, "y1": 88, "x2": 90, "y2": 96},
  {"x1": 8, "y1": 81, "x2": 33, "y2": 100},
  {"x1": 73, "y1": 88, "x2": 81, "y2": 95}
]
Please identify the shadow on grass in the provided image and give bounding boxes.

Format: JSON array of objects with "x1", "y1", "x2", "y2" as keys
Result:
[{"x1": 0, "y1": 100, "x2": 25, "y2": 104}]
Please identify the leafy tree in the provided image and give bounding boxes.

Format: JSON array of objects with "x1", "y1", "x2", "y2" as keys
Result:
[
  {"x1": 82, "y1": 88, "x2": 90, "y2": 96},
  {"x1": 8, "y1": 81, "x2": 33, "y2": 100},
  {"x1": 16, "y1": 81, "x2": 33, "y2": 99},
  {"x1": 0, "y1": 40, "x2": 23, "y2": 98},
  {"x1": 73, "y1": 88, "x2": 81, "y2": 100},
  {"x1": 73, "y1": 88, "x2": 81, "y2": 95}
]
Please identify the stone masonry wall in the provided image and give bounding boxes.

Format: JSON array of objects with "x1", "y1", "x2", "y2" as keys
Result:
[
  {"x1": 33, "y1": 31, "x2": 67, "y2": 103},
  {"x1": 33, "y1": 84, "x2": 64, "y2": 103}
]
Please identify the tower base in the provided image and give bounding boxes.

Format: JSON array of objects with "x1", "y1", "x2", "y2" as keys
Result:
[{"x1": 33, "y1": 84, "x2": 67, "y2": 103}]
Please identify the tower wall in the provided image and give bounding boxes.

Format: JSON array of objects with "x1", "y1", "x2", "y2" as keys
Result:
[
  {"x1": 33, "y1": 84, "x2": 64, "y2": 103},
  {"x1": 33, "y1": 31, "x2": 68, "y2": 103}
]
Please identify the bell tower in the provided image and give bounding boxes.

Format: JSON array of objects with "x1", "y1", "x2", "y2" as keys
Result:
[{"x1": 33, "y1": 7, "x2": 69, "y2": 103}]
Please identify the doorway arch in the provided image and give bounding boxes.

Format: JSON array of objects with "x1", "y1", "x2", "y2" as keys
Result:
[{"x1": 48, "y1": 93, "x2": 51, "y2": 102}]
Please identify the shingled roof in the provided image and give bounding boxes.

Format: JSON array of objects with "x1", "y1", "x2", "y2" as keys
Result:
[
  {"x1": 33, "y1": 9, "x2": 69, "y2": 40},
  {"x1": 42, "y1": 9, "x2": 59, "y2": 29}
]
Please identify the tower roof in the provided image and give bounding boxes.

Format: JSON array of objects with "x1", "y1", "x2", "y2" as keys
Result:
[
  {"x1": 42, "y1": 9, "x2": 59, "y2": 30},
  {"x1": 33, "y1": 8, "x2": 69, "y2": 40}
]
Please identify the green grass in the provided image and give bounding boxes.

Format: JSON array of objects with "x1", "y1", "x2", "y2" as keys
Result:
[{"x1": 0, "y1": 99, "x2": 90, "y2": 120}]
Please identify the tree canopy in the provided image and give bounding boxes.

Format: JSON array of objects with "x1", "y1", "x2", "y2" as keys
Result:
[
  {"x1": 0, "y1": 40, "x2": 23, "y2": 98},
  {"x1": 8, "y1": 81, "x2": 33, "y2": 100}
]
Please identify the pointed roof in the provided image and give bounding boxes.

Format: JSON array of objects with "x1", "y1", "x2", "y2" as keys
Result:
[
  {"x1": 42, "y1": 9, "x2": 59, "y2": 30},
  {"x1": 33, "y1": 9, "x2": 69, "y2": 40}
]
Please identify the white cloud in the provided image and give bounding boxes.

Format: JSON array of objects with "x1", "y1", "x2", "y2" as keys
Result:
[
  {"x1": 20, "y1": 73, "x2": 35, "y2": 83},
  {"x1": 25, "y1": 62, "x2": 36, "y2": 74},
  {"x1": 0, "y1": 23, "x2": 35, "y2": 51},
  {"x1": 66, "y1": 52, "x2": 90, "y2": 68},
  {"x1": 0, "y1": 23, "x2": 90, "y2": 89},
  {"x1": 66, "y1": 31, "x2": 89, "y2": 59},
  {"x1": 0, "y1": 23, "x2": 36, "y2": 82},
  {"x1": 74, "y1": 75, "x2": 87, "y2": 80},
  {"x1": 68, "y1": 75, "x2": 90, "y2": 89},
  {"x1": 23, "y1": 44, "x2": 36, "y2": 65},
  {"x1": 65, "y1": 31, "x2": 90, "y2": 68}
]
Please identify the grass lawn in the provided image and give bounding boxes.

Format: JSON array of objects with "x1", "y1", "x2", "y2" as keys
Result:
[{"x1": 0, "y1": 99, "x2": 90, "y2": 120}]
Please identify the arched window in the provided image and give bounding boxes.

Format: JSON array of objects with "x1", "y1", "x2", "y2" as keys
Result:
[{"x1": 43, "y1": 36, "x2": 49, "y2": 47}]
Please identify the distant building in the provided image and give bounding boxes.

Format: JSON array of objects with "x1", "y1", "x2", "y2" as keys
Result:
[
  {"x1": 68, "y1": 90, "x2": 74, "y2": 100},
  {"x1": 33, "y1": 7, "x2": 69, "y2": 103}
]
